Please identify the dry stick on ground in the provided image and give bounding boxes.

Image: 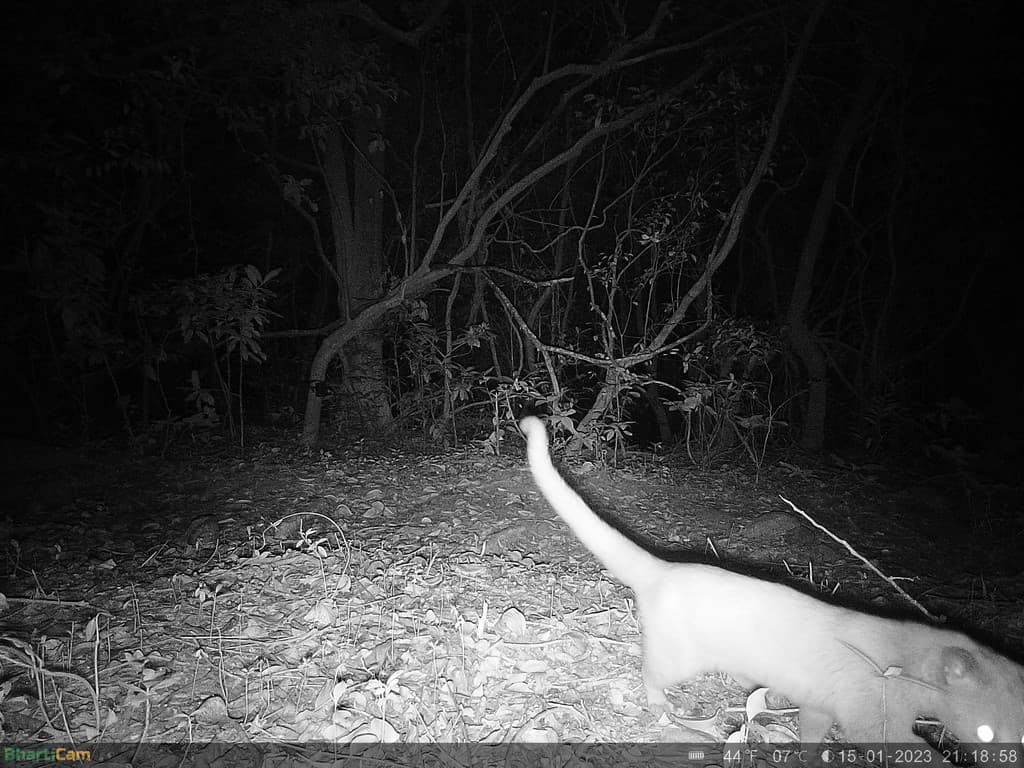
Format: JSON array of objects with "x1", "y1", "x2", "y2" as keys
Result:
[
  {"x1": 778, "y1": 495, "x2": 940, "y2": 622},
  {"x1": 0, "y1": 636, "x2": 100, "y2": 737},
  {"x1": 3, "y1": 598, "x2": 100, "y2": 609}
]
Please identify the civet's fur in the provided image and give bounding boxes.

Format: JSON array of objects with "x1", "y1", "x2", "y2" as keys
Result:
[{"x1": 520, "y1": 416, "x2": 1024, "y2": 751}]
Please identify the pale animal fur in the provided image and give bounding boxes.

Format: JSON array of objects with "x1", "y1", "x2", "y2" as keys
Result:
[{"x1": 520, "y1": 416, "x2": 1024, "y2": 752}]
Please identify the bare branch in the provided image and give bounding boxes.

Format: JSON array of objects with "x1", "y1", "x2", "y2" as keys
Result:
[
  {"x1": 337, "y1": 0, "x2": 452, "y2": 48},
  {"x1": 451, "y1": 265, "x2": 573, "y2": 289},
  {"x1": 424, "y1": 57, "x2": 714, "y2": 277},
  {"x1": 649, "y1": 0, "x2": 831, "y2": 352}
]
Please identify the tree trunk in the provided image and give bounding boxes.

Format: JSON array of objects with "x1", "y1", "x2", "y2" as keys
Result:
[
  {"x1": 642, "y1": 382, "x2": 674, "y2": 444},
  {"x1": 318, "y1": 111, "x2": 390, "y2": 434},
  {"x1": 785, "y1": 61, "x2": 880, "y2": 451},
  {"x1": 300, "y1": 271, "x2": 442, "y2": 446}
]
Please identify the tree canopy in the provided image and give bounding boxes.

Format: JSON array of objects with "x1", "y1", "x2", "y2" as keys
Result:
[{"x1": 3, "y1": 0, "x2": 1020, "y2": 461}]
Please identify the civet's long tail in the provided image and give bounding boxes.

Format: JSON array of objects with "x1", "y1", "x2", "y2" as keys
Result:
[{"x1": 520, "y1": 416, "x2": 662, "y2": 589}]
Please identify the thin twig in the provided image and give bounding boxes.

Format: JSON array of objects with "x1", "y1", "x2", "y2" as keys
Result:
[{"x1": 779, "y1": 495, "x2": 940, "y2": 621}]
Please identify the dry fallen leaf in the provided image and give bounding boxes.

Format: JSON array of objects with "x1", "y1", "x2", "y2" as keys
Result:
[
  {"x1": 494, "y1": 607, "x2": 527, "y2": 639},
  {"x1": 192, "y1": 695, "x2": 232, "y2": 725}
]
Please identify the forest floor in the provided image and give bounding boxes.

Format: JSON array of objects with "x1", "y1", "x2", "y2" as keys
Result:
[{"x1": 1, "y1": 425, "x2": 1022, "y2": 765}]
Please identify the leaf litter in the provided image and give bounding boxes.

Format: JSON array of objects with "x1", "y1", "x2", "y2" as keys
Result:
[{"x1": 1, "y1": 432, "x2": 1021, "y2": 757}]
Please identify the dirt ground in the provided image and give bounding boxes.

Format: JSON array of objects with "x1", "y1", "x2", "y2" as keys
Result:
[{"x1": 2, "y1": 427, "x2": 1022, "y2": 759}]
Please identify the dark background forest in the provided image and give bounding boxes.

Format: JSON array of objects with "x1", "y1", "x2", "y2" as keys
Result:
[{"x1": 3, "y1": 0, "x2": 1022, "y2": 472}]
